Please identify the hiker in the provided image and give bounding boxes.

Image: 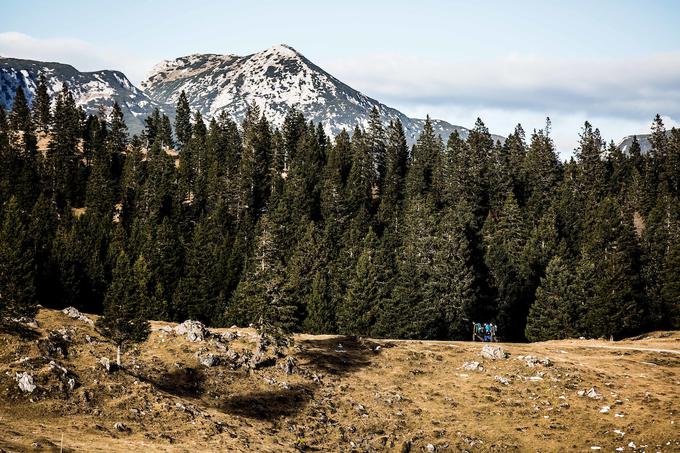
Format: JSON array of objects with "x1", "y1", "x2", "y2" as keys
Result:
[
  {"x1": 484, "y1": 323, "x2": 491, "y2": 342},
  {"x1": 491, "y1": 324, "x2": 498, "y2": 342}
]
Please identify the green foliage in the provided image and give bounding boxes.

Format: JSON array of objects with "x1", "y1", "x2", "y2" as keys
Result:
[
  {"x1": 96, "y1": 251, "x2": 150, "y2": 362},
  {"x1": 0, "y1": 197, "x2": 37, "y2": 325},
  {"x1": 0, "y1": 97, "x2": 676, "y2": 343}
]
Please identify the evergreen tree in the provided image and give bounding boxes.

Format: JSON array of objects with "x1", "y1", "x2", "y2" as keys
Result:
[
  {"x1": 96, "y1": 251, "x2": 150, "y2": 367},
  {"x1": 525, "y1": 256, "x2": 579, "y2": 341},
  {"x1": 33, "y1": 75, "x2": 52, "y2": 132},
  {"x1": 482, "y1": 192, "x2": 529, "y2": 340},
  {"x1": 579, "y1": 197, "x2": 643, "y2": 339},
  {"x1": 337, "y1": 228, "x2": 388, "y2": 336},
  {"x1": 0, "y1": 197, "x2": 37, "y2": 326},
  {"x1": 174, "y1": 91, "x2": 193, "y2": 150}
]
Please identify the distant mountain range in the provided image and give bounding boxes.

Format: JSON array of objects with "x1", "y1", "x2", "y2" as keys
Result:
[
  {"x1": 0, "y1": 57, "x2": 164, "y2": 134},
  {"x1": 0, "y1": 45, "x2": 504, "y2": 144},
  {"x1": 1, "y1": 45, "x2": 659, "y2": 150}
]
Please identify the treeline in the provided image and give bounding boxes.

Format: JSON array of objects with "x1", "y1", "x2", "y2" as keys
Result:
[{"x1": 1, "y1": 79, "x2": 679, "y2": 341}]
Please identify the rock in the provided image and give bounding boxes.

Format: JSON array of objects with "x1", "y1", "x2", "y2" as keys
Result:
[
  {"x1": 12, "y1": 317, "x2": 39, "y2": 329},
  {"x1": 198, "y1": 353, "x2": 220, "y2": 367},
  {"x1": 48, "y1": 360, "x2": 68, "y2": 375},
  {"x1": 599, "y1": 405, "x2": 610, "y2": 413},
  {"x1": 426, "y1": 444, "x2": 435, "y2": 452},
  {"x1": 16, "y1": 372, "x2": 36, "y2": 393},
  {"x1": 461, "y1": 361, "x2": 483, "y2": 371},
  {"x1": 284, "y1": 356, "x2": 296, "y2": 375},
  {"x1": 494, "y1": 375, "x2": 510, "y2": 385},
  {"x1": 481, "y1": 345, "x2": 508, "y2": 360},
  {"x1": 67, "y1": 378, "x2": 76, "y2": 392},
  {"x1": 174, "y1": 320, "x2": 210, "y2": 342},
  {"x1": 521, "y1": 355, "x2": 552, "y2": 367},
  {"x1": 62, "y1": 306, "x2": 94, "y2": 325},
  {"x1": 586, "y1": 387, "x2": 602, "y2": 399},
  {"x1": 221, "y1": 331, "x2": 238, "y2": 341},
  {"x1": 100, "y1": 357, "x2": 117, "y2": 373},
  {"x1": 113, "y1": 422, "x2": 129, "y2": 432}
]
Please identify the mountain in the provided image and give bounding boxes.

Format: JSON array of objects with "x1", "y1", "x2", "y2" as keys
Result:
[
  {"x1": 142, "y1": 44, "x2": 503, "y2": 144},
  {"x1": 0, "y1": 57, "x2": 162, "y2": 134},
  {"x1": 617, "y1": 131, "x2": 677, "y2": 155}
]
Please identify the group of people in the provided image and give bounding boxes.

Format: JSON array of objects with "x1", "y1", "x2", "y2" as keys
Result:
[{"x1": 472, "y1": 322, "x2": 498, "y2": 342}]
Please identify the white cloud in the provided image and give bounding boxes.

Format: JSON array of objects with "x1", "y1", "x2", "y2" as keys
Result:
[
  {"x1": 321, "y1": 52, "x2": 680, "y2": 155},
  {"x1": 0, "y1": 32, "x2": 153, "y2": 85}
]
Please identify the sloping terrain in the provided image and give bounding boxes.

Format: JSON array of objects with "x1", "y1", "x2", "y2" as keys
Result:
[{"x1": 0, "y1": 309, "x2": 678, "y2": 452}]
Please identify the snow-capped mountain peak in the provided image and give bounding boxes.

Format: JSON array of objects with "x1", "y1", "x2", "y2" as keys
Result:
[{"x1": 141, "y1": 44, "x2": 485, "y2": 143}]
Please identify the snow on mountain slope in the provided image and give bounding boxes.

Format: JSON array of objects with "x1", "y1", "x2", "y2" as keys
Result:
[
  {"x1": 0, "y1": 57, "x2": 162, "y2": 134},
  {"x1": 143, "y1": 44, "x2": 501, "y2": 144}
]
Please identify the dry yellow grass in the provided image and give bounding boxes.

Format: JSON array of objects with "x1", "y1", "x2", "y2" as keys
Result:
[{"x1": 0, "y1": 309, "x2": 678, "y2": 452}]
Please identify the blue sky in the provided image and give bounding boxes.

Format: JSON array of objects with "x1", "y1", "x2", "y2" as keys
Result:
[{"x1": 1, "y1": 0, "x2": 679, "y2": 155}]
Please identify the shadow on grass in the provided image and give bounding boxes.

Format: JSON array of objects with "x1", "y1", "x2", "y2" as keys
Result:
[
  {"x1": 133, "y1": 366, "x2": 207, "y2": 398},
  {"x1": 296, "y1": 336, "x2": 382, "y2": 376},
  {"x1": 0, "y1": 322, "x2": 40, "y2": 340},
  {"x1": 217, "y1": 384, "x2": 313, "y2": 420}
]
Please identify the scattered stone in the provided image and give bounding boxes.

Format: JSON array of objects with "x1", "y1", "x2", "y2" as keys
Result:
[
  {"x1": 462, "y1": 361, "x2": 483, "y2": 371},
  {"x1": 520, "y1": 355, "x2": 552, "y2": 367},
  {"x1": 99, "y1": 357, "x2": 117, "y2": 373},
  {"x1": 494, "y1": 375, "x2": 510, "y2": 385},
  {"x1": 48, "y1": 361, "x2": 68, "y2": 376},
  {"x1": 62, "y1": 306, "x2": 94, "y2": 325},
  {"x1": 16, "y1": 372, "x2": 36, "y2": 393},
  {"x1": 578, "y1": 387, "x2": 602, "y2": 399},
  {"x1": 113, "y1": 422, "x2": 129, "y2": 432},
  {"x1": 426, "y1": 444, "x2": 435, "y2": 452},
  {"x1": 198, "y1": 353, "x2": 220, "y2": 367},
  {"x1": 481, "y1": 345, "x2": 508, "y2": 360},
  {"x1": 174, "y1": 320, "x2": 210, "y2": 342},
  {"x1": 12, "y1": 317, "x2": 39, "y2": 329},
  {"x1": 599, "y1": 405, "x2": 610, "y2": 414},
  {"x1": 284, "y1": 356, "x2": 296, "y2": 375}
]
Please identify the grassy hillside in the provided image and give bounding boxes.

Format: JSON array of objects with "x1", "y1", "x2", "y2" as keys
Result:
[{"x1": 0, "y1": 309, "x2": 678, "y2": 452}]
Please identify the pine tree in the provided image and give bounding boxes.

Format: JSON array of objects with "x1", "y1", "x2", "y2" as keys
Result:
[
  {"x1": 0, "y1": 197, "x2": 37, "y2": 327},
  {"x1": 579, "y1": 197, "x2": 643, "y2": 339},
  {"x1": 482, "y1": 192, "x2": 529, "y2": 340},
  {"x1": 337, "y1": 228, "x2": 388, "y2": 336},
  {"x1": 228, "y1": 214, "x2": 296, "y2": 335},
  {"x1": 9, "y1": 86, "x2": 32, "y2": 133},
  {"x1": 525, "y1": 256, "x2": 579, "y2": 341},
  {"x1": 174, "y1": 91, "x2": 192, "y2": 150},
  {"x1": 96, "y1": 251, "x2": 150, "y2": 367},
  {"x1": 33, "y1": 75, "x2": 52, "y2": 132}
]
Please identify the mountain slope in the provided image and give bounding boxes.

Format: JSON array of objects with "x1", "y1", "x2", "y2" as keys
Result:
[
  {"x1": 0, "y1": 57, "x2": 162, "y2": 134},
  {"x1": 142, "y1": 45, "x2": 502, "y2": 144}
]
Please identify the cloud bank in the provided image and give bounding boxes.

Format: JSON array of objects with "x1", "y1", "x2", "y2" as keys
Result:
[
  {"x1": 323, "y1": 53, "x2": 680, "y2": 155},
  {"x1": 0, "y1": 32, "x2": 153, "y2": 85}
]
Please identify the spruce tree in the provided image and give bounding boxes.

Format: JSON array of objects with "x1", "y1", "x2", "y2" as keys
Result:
[
  {"x1": 33, "y1": 75, "x2": 52, "y2": 132},
  {"x1": 0, "y1": 197, "x2": 37, "y2": 327},
  {"x1": 96, "y1": 251, "x2": 150, "y2": 367},
  {"x1": 525, "y1": 256, "x2": 579, "y2": 341},
  {"x1": 174, "y1": 91, "x2": 193, "y2": 150}
]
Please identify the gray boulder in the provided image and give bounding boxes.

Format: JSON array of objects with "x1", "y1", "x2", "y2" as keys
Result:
[
  {"x1": 174, "y1": 320, "x2": 210, "y2": 342},
  {"x1": 481, "y1": 345, "x2": 508, "y2": 360},
  {"x1": 62, "y1": 307, "x2": 94, "y2": 325},
  {"x1": 16, "y1": 372, "x2": 36, "y2": 393}
]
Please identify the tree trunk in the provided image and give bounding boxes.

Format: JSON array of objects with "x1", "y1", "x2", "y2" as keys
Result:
[{"x1": 117, "y1": 345, "x2": 122, "y2": 367}]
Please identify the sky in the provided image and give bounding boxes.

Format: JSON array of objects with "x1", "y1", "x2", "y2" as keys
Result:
[{"x1": 1, "y1": 0, "x2": 679, "y2": 156}]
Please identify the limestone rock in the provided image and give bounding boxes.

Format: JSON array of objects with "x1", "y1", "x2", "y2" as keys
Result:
[
  {"x1": 16, "y1": 372, "x2": 36, "y2": 393},
  {"x1": 461, "y1": 361, "x2": 483, "y2": 371},
  {"x1": 174, "y1": 320, "x2": 210, "y2": 342},
  {"x1": 481, "y1": 345, "x2": 508, "y2": 360},
  {"x1": 62, "y1": 306, "x2": 94, "y2": 325}
]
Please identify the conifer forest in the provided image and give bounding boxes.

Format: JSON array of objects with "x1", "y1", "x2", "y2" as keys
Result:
[{"x1": 2, "y1": 81, "x2": 680, "y2": 343}]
